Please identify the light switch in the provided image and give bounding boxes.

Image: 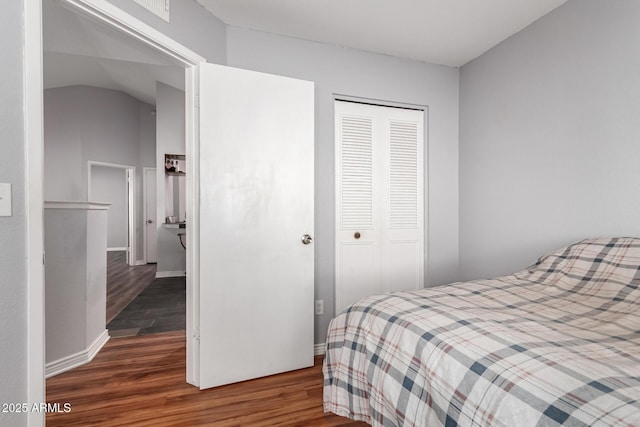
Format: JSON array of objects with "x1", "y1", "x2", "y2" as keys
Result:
[{"x1": 0, "y1": 183, "x2": 12, "y2": 217}]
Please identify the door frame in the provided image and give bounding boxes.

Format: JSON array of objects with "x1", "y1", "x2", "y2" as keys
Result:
[
  {"x1": 143, "y1": 167, "x2": 157, "y2": 264},
  {"x1": 87, "y1": 161, "x2": 136, "y2": 265},
  {"x1": 333, "y1": 94, "x2": 429, "y2": 315},
  {"x1": 26, "y1": 1, "x2": 206, "y2": 422}
]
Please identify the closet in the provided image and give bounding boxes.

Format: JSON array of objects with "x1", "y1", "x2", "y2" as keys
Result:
[{"x1": 335, "y1": 100, "x2": 425, "y2": 314}]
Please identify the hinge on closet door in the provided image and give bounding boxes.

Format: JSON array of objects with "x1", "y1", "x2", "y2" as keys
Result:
[{"x1": 193, "y1": 327, "x2": 200, "y2": 343}]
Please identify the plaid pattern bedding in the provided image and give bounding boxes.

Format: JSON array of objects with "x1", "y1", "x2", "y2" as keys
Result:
[{"x1": 323, "y1": 237, "x2": 640, "y2": 426}]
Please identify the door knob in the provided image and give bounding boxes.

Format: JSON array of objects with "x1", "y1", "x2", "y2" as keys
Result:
[
  {"x1": 147, "y1": 219, "x2": 153, "y2": 224},
  {"x1": 354, "y1": 232, "x2": 361, "y2": 239},
  {"x1": 301, "y1": 234, "x2": 313, "y2": 245}
]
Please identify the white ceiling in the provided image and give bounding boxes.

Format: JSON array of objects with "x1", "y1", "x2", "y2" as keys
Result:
[{"x1": 197, "y1": 0, "x2": 568, "y2": 67}]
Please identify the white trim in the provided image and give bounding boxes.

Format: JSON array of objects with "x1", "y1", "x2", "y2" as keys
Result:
[
  {"x1": 334, "y1": 93, "x2": 426, "y2": 111},
  {"x1": 88, "y1": 161, "x2": 136, "y2": 266},
  {"x1": 135, "y1": 260, "x2": 147, "y2": 266},
  {"x1": 156, "y1": 270, "x2": 187, "y2": 278},
  {"x1": 314, "y1": 343, "x2": 325, "y2": 356},
  {"x1": 185, "y1": 66, "x2": 200, "y2": 385},
  {"x1": 142, "y1": 167, "x2": 157, "y2": 264},
  {"x1": 57, "y1": 0, "x2": 204, "y2": 66},
  {"x1": 25, "y1": 0, "x2": 45, "y2": 424},
  {"x1": 107, "y1": 247, "x2": 128, "y2": 252},
  {"x1": 44, "y1": 201, "x2": 111, "y2": 210},
  {"x1": 45, "y1": 330, "x2": 110, "y2": 379},
  {"x1": 87, "y1": 160, "x2": 136, "y2": 169}
]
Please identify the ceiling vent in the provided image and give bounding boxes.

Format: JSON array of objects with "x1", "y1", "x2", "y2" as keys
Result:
[{"x1": 134, "y1": 0, "x2": 170, "y2": 22}]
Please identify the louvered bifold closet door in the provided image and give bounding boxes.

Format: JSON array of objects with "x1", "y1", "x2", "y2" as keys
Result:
[
  {"x1": 335, "y1": 100, "x2": 424, "y2": 315},
  {"x1": 384, "y1": 115, "x2": 424, "y2": 294},
  {"x1": 335, "y1": 104, "x2": 379, "y2": 315}
]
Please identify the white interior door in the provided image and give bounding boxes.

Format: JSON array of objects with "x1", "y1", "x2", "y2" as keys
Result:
[
  {"x1": 198, "y1": 63, "x2": 315, "y2": 389},
  {"x1": 335, "y1": 100, "x2": 424, "y2": 315},
  {"x1": 145, "y1": 168, "x2": 157, "y2": 263}
]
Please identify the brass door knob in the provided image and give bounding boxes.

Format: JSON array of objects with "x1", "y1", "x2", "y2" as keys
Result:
[{"x1": 354, "y1": 232, "x2": 361, "y2": 239}]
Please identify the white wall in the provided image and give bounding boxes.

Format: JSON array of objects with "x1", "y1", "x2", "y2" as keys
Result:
[
  {"x1": 459, "y1": 0, "x2": 640, "y2": 280},
  {"x1": 226, "y1": 27, "x2": 460, "y2": 344},
  {"x1": 0, "y1": 1, "x2": 27, "y2": 425},
  {"x1": 91, "y1": 166, "x2": 128, "y2": 249},
  {"x1": 44, "y1": 85, "x2": 156, "y2": 262},
  {"x1": 156, "y1": 82, "x2": 187, "y2": 274}
]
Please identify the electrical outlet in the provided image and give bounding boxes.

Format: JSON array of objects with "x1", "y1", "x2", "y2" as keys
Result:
[{"x1": 315, "y1": 300, "x2": 324, "y2": 315}]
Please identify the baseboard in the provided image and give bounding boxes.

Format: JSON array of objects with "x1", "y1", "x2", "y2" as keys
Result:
[
  {"x1": 135, "y1": 260, "x2": 147, "y2": 266},
  {"x1": 314, "y1": 343, "x2": 325, "y2": 356},
  {"x1": 45, "y1": 330, "x2": 110, "y2": 378},
  {"x1": 107, "y1": 247, "x2": 127, "y2": 252},
  {"x1": 156, "y1": 270, "x2": 186, "y2": 278}
]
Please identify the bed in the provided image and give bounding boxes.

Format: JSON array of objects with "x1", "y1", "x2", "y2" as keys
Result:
[{"x1": 323, "y1": 237, "x2": 640, "y2": 426}]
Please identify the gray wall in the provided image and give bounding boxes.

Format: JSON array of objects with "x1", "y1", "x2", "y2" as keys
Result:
[
  {"x1": 459, "y1": 0, "x2": 640, "y2": 280},
  {"x1": 91, "y1": 166, "x2": 128, "y2": 249},
  {"x1": 226, "y1": 27, "x2": 460, "y2": 344},
  {"x1": 44, "y1": 85, "x2": 156, "y2": 262},
  {"x1": 0, "y1": 2, "x2": 27, "y2": 425}
]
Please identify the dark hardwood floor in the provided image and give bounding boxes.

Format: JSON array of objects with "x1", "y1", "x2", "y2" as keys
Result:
[
  {"x1": 106, "y1": 251, "x2": 156, "y2": 323},
  {"x1": 46, "y1": 332, "x2": 367, "y2": 427},
  {"x1": 108, "y1": 276, "x2": 185, "y2": 337}
]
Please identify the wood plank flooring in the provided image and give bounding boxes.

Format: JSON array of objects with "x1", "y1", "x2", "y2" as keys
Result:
[
  {"x1": 106, "y1": 251, "x2": 157, "y2": 323},
  {"x1": 46, "y1": 332, "x2": 368, "y2": 427}
]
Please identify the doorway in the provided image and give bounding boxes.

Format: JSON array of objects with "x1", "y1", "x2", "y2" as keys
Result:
[
  {"x1": 144, "y1": 167, "x2": 157, "y2": 264},
  {"x1": 88, "y1": 161, "x2": 135, "y2": 265},
  {"x1": 25, "y1": 1, "x2": 202, "y2": 418},
  {"x1": 39, "y1": 0, "x2": 197, "y2": 387}
]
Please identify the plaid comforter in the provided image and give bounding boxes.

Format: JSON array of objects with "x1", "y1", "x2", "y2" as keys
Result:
[{"x1": 323, "y1": 237, "x2": 640, "y2": 426}]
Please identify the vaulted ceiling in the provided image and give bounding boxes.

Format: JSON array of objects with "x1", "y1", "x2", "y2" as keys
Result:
[{"x1": 43, "y1": 0, "x2": 184, "y2": 105}]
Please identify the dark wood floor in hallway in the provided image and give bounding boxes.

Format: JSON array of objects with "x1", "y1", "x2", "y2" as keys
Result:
[
  {"x1": 106, "y1": 251, "x2": 156, "y2": 323},
  {"x1": 46, "y1": 332, "x2": 367, "y2": 427}
]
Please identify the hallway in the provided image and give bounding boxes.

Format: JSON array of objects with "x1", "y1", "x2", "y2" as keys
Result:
[
  {"x1": 107, "y1": 251, "x2": 185, "y2": 337},
  {"x1": 106, "y1": 251, "x2": 156, "y2": 323}
]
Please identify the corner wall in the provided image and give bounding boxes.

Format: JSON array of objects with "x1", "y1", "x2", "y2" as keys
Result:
[
  {"x1": 459, "y1": 0, "x2": 640, "y2": 280},
  {"x1": 226, "y1": 27, "x2": 460, "y2": 344}
]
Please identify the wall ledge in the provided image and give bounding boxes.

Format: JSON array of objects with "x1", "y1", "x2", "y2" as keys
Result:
[{"x1": 44, "y1": 201, "x2": 111, "y2": 210}]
